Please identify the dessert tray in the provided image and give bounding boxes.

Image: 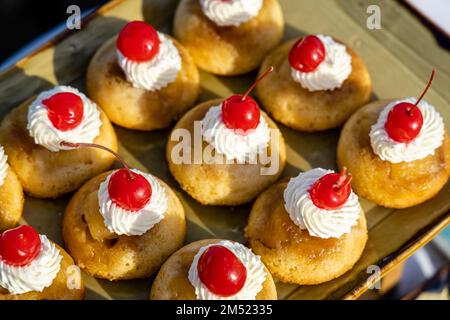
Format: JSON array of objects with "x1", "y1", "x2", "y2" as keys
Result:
[{"x1": 0, "y1": 0, "x2": 449, "y2": 299}]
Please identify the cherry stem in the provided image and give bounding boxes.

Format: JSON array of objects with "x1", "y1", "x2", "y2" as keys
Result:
[
  {"x1": 333, "y1": 167, "x2": 352, "y2": 190},
  {"x1": 241, "y1": 66, "x2": 274, "y2": 101},
  {"x1": 414, "y1": 69, "x2": 435, "y2": 109},
  {"x1": 60, "y1": 141, "x2": 134, "y2": 179}
]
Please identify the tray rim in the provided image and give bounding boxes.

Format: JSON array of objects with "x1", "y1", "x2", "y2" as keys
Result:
[{"x1": 0, "y1": 0, "x2": 449, "y2": 300}]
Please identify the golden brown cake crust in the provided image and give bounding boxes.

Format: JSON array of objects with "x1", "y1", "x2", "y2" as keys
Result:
[
  {"x1": 0, "y1": 98, "x2": 118, "y2": 199},
  {"x1": 255, "y1": 39, "x2": 372, "y2": 132},
  {"x1": 246, "y1": 181, "x2": 368, "y2": 285},
  {"x1": 62, "y1": 171, "x2": 186, "y2": 281},
  {"x1": 166, "y1": 99, "x2": 286, "y2": 206},
  {"x1": 337, "y1": 100, "x2": 450, "y2": 208},
  {"x1": 86, "y1": 35, "x2": 200, "y2": 131},
  {"x1": 173, "y1": 0, "x2": 284, "y2": 75},
  {"x1": 150, "y1": 239, "x2": 277, "y2": 300},
  {"x1": 0, "y1": 244, "x2": 85, "y2": 300},
  {"x1": 0, "y1": 167, "x2": 24, "y2": 231}
]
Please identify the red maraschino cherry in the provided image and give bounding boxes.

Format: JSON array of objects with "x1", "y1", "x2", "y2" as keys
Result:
[
  {"x1": 288, "y1": 35, "x2": 326, "y2": 72},
  {"x1": 61, "y1": 142, "x2": 151, "y2": 211},
  {"x1": 221, "y1": 66, "x2": 274, "y2": 134},
  {"x1": 42, "y1": 92, "x2": 84, "y2": 131},
  {"x1": 0, "y1": 225, "x2": 41, "y2": 266},
  {"x1": 197, "y1": 245, "x2": 247, "y2": 297},
  {"x1": 117, "y1": 21, "x2": 160, "y2": 62},
  {"x1": 385, "y1": 69, "x2": 435, "y2": 143},
  {"x1": 309, "y1": 167, "x2": 352, "y2": 210}
]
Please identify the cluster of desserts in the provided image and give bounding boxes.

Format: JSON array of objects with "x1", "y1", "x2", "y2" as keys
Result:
[{"x1": 0, "y1": 0, "x2": 448, "y2": 300}]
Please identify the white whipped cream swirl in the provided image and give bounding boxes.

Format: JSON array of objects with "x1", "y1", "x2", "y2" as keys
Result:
[
  {"x1": 27, "y1": 86, "x2": 101, "y2": 152},
  {"x1": 98, "y1": 169, "x2": 168, "y2": 236},
  {"x1": 283, "y1": 168, "x2": 360, "y2": 239},
  {"x1": 0, "y1": 146, "x2": 8, "y2": 187},
  {"x1": 370, "y1": 98, "x2": 445, "y2": 163},
  {"x1": 188, "y1": 240, "x2": 266, "y2": 300},
  {"x1": 291, "y1": 35, "x2": 352, "y2": 92},
  {"x1": 200, "y1": 0, "x2": 263, "y2": 27},
  {"x1": 117, "y1": 32, "x2": 181, "y2": 91},
  {"x1": 0, "y1": 235, "x2": 62, "y2": 295},
  {"x1": 202, "y1": 104, "x2": 271, "y2": 163}
]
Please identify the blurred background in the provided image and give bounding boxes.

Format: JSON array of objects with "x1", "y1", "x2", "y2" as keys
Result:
[{"x1": 0, "y1": 0, "x2": 448, "y2": 300}]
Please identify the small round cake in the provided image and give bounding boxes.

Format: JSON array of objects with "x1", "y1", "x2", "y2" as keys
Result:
[
  {"x1": 256, "y1": 35, "x2": 372, "y2": 131},
  {"x1": 173, "y1": 0, "x2": 284, "y2": 75},
  {"x1": 0, "y1": 225, "x2": 85, "y2": 300},
  {"x1": 0, "y1": 86, "x2": 117, "y2": 198},
  {"x1": 166, "y1": 96, "x2": 286, "y2": 205},
  {"x1": 150, "y1": 239, "x2": 277, "y2": 300},
  {"x1": 87, "y1": 21, "x2": 200, "y2": 131},
  {"x1": 246, "y1": 168, "x2": 368, "y2": 285},
  {"x1": 63, "y1": 169, "x2": 186, "y2": 280},
  {"x1": 0, "y1": 146, "x2": 24, "y2": 231},
  {"x1": 338, "y1": 98, "x2": 450, "y2": 208}
]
